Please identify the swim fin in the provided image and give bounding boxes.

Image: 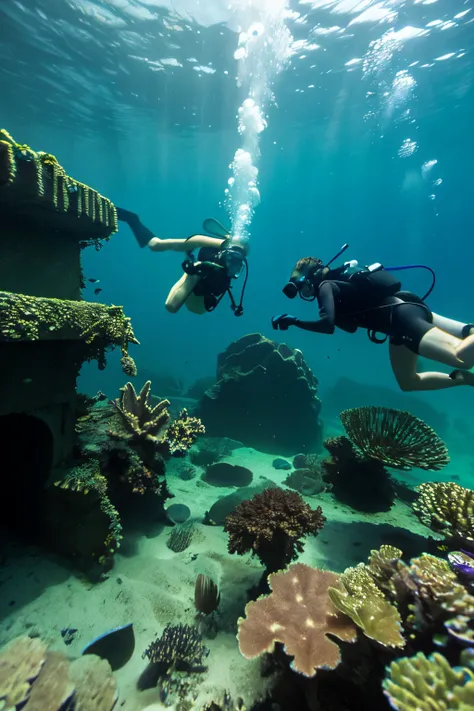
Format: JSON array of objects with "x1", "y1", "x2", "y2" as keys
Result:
[
  {"x1": 116, "y1": 207, "x2": 155, "y2": 248},
  {"x1": 203, "y1": 217, "x2": 231, "y2": 239},
  {"x1": 449, "y1": 369, "x2": 474, "y2": 385}
]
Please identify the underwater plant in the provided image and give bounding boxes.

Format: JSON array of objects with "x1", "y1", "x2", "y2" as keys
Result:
[{"x1": 224, "y1": 487, "x2": 326, "y2": 577}]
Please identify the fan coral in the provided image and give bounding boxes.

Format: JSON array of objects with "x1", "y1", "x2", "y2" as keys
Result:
[
  {"x1": 383, "y1": 652, "x2": 474, "y2": 710},
  {"x1": 413, "y1": 482, "x2": 474, "y2": 548},
  {"x1": 165, "y1": 408, "x2": 205, "y2": 456},
  {"x1": 328, "y1": 563, "x2": 405, "y2": 648},
  {"x1": 109, "y1": 381, "x2": 170, "y2": 444},
  {"x1": 224, "y1": 487, "x2": 326, "y2": 574},
  {"x1": 142, "y1": 624, "x2": 208, "y2": 673},
  {"x1": 322, "y1": 436, "x2": 395, "y2": 512},
  {"x1": 340, "y1": 406, "x2": 449, "y2": 471},
  {"x1": 237, "y1": 563, "x2": 357, "y2": 677}
]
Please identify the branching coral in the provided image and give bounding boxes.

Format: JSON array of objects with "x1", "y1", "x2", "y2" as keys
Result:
[
  {"x1": 237, "y1": 563, "x2": 357, "y2": 677},
  {"x1": 340, "y1": 406, "x2": 449, "y2": 471},
  {"x1": 109, "y1": 381, "x2": 170, "y2": 444},
  {"x1": 0, "y1": 291, "x2": 138, "y2": 374},
  {"x1": 413, "y1": 482, "x2": 474, "y2": 548},
  {"x1": 165, "y1": 408, "x2": 205, "y2": 456},
  {"x1": 143, "y1": 624, "x2": 208, "y2": 673},
  {"x1": 383, "y1": 652, "x2": 474, "y2": 710},
  {"x1": 224, "y1": 487, "x2": 326, "y2": 574},
  {"x1": 328, "y1": 562, "x2": 405, "y2": 648}
]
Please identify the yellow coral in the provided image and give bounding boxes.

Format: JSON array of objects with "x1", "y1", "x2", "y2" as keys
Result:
[
  {"x1": 328, "y1": 563, "x2": 405, "y2": 648},
  {"x1": 0, "y1": 291, "x2": 138, "y2": 374},
  {"x1": 383, "y1": 652, "x2": 474, "y2": 710},
  {"x1": 166, "y1": 409, "x2": 205, "y2": 456},
  {"x1": 413, "y1": 482, "x2": 474, "y2": 545},
  {"x1": 0, "y1": 128, "x2": 118, "y2": 235}
]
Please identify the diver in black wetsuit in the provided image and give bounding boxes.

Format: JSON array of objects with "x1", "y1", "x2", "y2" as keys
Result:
[
  {"x1": 272, "y1": 254, "x2": 474, "y2": 392},
  {"x1": 116, "y1": 207, "x2": 248, "y2": 316}
]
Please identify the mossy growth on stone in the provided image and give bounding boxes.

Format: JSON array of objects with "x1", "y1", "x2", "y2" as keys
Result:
[
  {"x1": 0, "y1": 128, "x2": 117, "y2": 246},
  {"x1": 0, "y1": 290, "x2": 139, "y2": 374}
]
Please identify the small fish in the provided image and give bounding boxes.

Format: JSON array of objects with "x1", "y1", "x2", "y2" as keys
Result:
[
  {"x1": 88, "y1": 278, "x2": 100, "y2": 283},
  {"x1": 94, "y1": 288, "x2": 103, "y2": 295}
]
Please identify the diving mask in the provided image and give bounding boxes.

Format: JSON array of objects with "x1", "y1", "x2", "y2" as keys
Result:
[{"x1": 222, "y1": 246, "x2": 246, "y2": 279}]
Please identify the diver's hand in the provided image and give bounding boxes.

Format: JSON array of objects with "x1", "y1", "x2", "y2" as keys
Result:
[{"x1": 272, "y1": 314, "x2": 298, "y2": 331}]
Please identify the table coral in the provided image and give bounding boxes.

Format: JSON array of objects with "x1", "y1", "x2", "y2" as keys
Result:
[{"x1": 237, "y1": 563, "x2": 357, "y2": 677}]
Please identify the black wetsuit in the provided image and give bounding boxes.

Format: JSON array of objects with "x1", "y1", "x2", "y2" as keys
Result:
[{"x1": 296, "y1": 267, "x2": 434, "y2": 354}]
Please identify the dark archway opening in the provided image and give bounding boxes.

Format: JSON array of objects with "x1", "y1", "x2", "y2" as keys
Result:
[{"x1": 0, "y1": 413, "x2": 53, "y2": 540}]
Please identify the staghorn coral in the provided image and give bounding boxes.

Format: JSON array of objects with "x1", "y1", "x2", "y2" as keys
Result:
[
  {"x1": 328, "y1": 562, "x2": 405, "y2": 648},
  {"x1": 109, "y1": 381, "x2": 170, "y2": 444},
  {"x1": 322, "y1": 436, "x2": 395, "y2": 512},
  {"x1": 383, "y1": 652, "x2": 474, "y2": 710},
  {"x1": 165, "y1": 408, "x2": 205, "y2": 456},
  {"x1": 340, "y1": 406, "x2": 449, "y2": 471},
  {"x1": 224, "y1": 487, "x2": 326, "y2": 574},
  {"x1": 0, "y1": 634, "x2": 117, "y2": 711},
  {"x1": 142, "y1": 624, "x2": 208, "y2": 673},
  {"x1": 237, "y1": 563, "x2": 358, "y2": 677},
  {"x1": 0, "y1": 291, "x2": 138, "y2": 374},
  {"x1": 413, "y1": 482, "x2": 474, "y2": 548}
]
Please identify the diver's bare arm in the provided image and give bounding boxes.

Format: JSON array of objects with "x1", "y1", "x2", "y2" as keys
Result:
[{"x1": 148, "y1": 235, "x2": 224, "y2": 252}]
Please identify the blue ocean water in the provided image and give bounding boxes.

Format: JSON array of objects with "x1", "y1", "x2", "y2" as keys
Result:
[{"x1": 1, "y1": 2, "x2": 473, "y2": 436}]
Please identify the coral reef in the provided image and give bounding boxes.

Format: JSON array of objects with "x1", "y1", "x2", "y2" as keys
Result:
[
  {"x1": 340, "y1": 406, "x2": 449, "y2": 471},
  {"x1": 322, "y1": 436, "x2": 395, "y2": 512},
  {"x1": 413, "y1": 482, "x2": 474, "y2": 550},
  {"x1": 224, "y1": 487, "x2": 326, "y2": 575},
  {"x1": 0, "y1": 291, "x2": 138, "y2": 373},
  {"x1": 237, "y1": 563, "x2": 358, "y2": 677},
  {"x1": 0, "y1": 635, "x2": 117, "y2": 711},
  {"x1": 383, "y1": 652, "x2": 474, "y2": 710},
  {"x1": 196, "y1": 333, "x2": 322, "y2": 454}
]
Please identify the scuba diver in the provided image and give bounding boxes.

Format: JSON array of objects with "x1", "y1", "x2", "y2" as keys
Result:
[
  {"x1": 272, "y1": 244, "x2": 474, "y2": 392},
  {"x1": 116, "y1": 207, "x2": 248, "y2": 316}
]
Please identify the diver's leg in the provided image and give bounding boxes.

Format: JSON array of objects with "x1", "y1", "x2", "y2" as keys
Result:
[
  {"x1": 165, "y1": 274, "x2": 200, "y2": 313},
  {"x1": 418, "y1": 328, "x2": 474, "y2": 369},
  {"x1": 116, "y1": 207, "x2": 155, "y2": 248},
  {"x1": 389, "y1": 342, "x2": 465, "y2": 391},
  {"x1": 431, "y1": 313, "x2": 474, "y2": 339}
]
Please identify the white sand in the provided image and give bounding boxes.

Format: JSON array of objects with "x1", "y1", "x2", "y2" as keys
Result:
[{"x1": 0, "y1": 445, "x2": 439, "y2": 710}]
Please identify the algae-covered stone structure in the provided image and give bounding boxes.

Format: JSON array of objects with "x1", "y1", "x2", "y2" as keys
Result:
[{"x1": 0, "y1": 129, "x2": 138, "y2": 534}]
